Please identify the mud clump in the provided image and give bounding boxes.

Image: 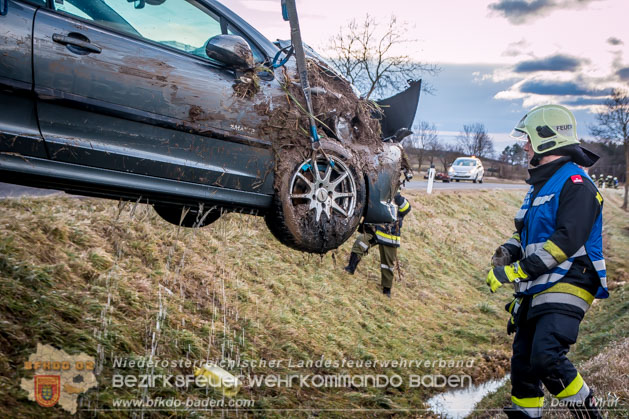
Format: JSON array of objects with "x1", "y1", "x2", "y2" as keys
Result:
[
  {"x1": 232, "y1": 72, "x2": 260, "y2": 99},
  {"x1": 255, "y1": 60, "x2": 385, "y2": 182}
]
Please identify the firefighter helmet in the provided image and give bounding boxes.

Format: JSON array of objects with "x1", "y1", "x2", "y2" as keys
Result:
[{"x1": 510, "y1": 104, "x2": 580, "y2": 154}]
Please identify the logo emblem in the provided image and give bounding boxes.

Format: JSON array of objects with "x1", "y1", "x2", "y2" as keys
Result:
[
  {"x1": 34, "y1": 375, "x2": 60, "y2": 408},
  {"x1": 571, "y1": 175, "x2": 583, "y2": 184}
]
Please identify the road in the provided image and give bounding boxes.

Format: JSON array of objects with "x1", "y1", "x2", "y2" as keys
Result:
[
  {"x1": 405, "y1": 180, "x2": 529, "y2": 191},
  {"x1": 0, "y1": 179, "x2": 529, "y2": 199}
]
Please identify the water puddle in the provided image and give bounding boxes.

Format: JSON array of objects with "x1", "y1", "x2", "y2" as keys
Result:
[{"x1": 426, "y1": 375, "x2": 510, "y2": 418}]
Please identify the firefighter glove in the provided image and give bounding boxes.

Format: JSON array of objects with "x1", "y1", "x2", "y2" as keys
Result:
[
  {"x1": 491, "y1": 245, "x2": 512, "y2": 267},
  {"x1": 486, "y1": 261, "x2": 528, "y2": 293}
]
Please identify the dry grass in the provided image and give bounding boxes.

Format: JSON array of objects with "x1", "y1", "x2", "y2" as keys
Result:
[{"x1": 0, "y1": 188, "x2": 625, "y2": 417}]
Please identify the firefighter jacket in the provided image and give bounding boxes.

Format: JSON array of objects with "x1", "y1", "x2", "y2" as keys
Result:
[
  {"x1": 375, "y1": 194, "x2": 411, "y2": 248},
  {"x1": 503, "y1": 158, "x2": 608, "y2": 321}
]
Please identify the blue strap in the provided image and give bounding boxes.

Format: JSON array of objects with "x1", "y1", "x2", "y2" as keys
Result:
[{"x1": 272, "y1": 45, "x2": 294, "y2": 68}]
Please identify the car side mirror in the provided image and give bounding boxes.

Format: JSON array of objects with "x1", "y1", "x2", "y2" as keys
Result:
[{"x1": 206, "y1": 35, "x2": 254, "y2": 71}]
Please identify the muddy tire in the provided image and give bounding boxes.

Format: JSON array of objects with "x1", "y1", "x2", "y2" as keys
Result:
[
  {"x1": 153, "y1": 204, "x2": 221, "y2": 228},
  {"x1": 265, "y1": 139, "x2": 366, "y2": 254}
]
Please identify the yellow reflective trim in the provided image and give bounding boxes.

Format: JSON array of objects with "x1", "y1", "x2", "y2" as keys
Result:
[
  {"x1": 543, "y1": 240, "x2": 568, "y2": 263},
  {"x1": 596, "y1": 192, "x2": 603, "y2": 205},
  {"x1": 375, "y1": 231, "x2": 399, "y2": 241},
  {"x1": 507, "y1": 299, "x2": 516, "y2": 314},
  {"x1": 511, "y1": 233, "x2": 521, "y2": 242},
  {"x1": 512, "y1": 395, "x2": 544, "y2": 408},
  {"x1": 534, "y1": 283, "x2": 594, "y2": 305},
  {"x1": 399, "y1": 201, "x2": 410, "y2": 212},
  {"x1": 556, "y1": 373, "x2": 584, "y2": 399}
]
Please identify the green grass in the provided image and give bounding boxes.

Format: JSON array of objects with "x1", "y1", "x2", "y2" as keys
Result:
[{"x1": 0, "y1": 189, "x2": 625, "y2": 417}]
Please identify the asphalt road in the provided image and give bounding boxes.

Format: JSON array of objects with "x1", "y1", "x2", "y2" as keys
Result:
[
  {"x1": 0, "y1": 179, "x2": 529, "y2": 199},
  {"x1": 405, "y1": 179, "x2": 529, "y2": 191}
]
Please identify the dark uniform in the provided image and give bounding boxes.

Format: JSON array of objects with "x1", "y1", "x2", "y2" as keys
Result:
[
  {"x1": 494, "y1": 157, "x2": 608, "y2": 418},
  {"x1": 345, "y1": 194, "x2": 411, "y2": 296}
]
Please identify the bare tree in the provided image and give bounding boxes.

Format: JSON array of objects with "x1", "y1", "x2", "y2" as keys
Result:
[
  {"x1": 457, "y1": 123, "x2": 495, "y2": 158},
  {"x1": 590, "y1": 89, "x2": 629, "y2": 210},
  {"x1": 327, "y1": 14, "x2": 438, "y2": 99},
  {"x1": 438, "y1": 143, "x2": 462, "y2": 172},
  {"x1": 402, "y1": 121, "x2": 439, "y2": 170}
]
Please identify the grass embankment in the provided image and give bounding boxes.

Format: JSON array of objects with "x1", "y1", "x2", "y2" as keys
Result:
[
  {"x1": 0, "y1": 189, "x2": 625, "y2": 417},
  {"x1": 474, "y1": 189, "x2": 629, "y2": 418}
]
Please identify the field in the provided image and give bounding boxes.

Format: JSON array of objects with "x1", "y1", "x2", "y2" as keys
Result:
[{"x1": 0, "y1": 188, "x2": 626, "y2": 417}]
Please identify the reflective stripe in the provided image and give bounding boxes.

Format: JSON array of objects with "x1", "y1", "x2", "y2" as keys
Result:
[
  {"x1": 524, "y1": 242, "x2": 544, "y2": 257},
  {"x1": 515, "y1": 208, "x2": 528, "y2": 220},
  {"x1": 512, "y1": 395, "x2": 544, "y2": 408},
  {"x1": 556, "y1": 373, "x2": 590, "y2": 402},
  {"x1": 358, "y1": 241, "x2": 369, "y2": 251},
  {"x1": 516, "y1": 270, "x2": 568, "y2": 293},
  {"x1": 535, "y1": 248, "x2": 559, "y2": 270},
  {"x1": 600, "y1": 276, "x2": 607, "y2": 289},
  {"x1": 543, "y1": 240, "x2": 568, "y2": 263},
  {"x1": 532, "y1": 193, "x2": 555, "y2": 207},
  {"x1": 512, "y1": 233, "x2": 521, "y2": 242},
  {"x1": 592, "y1": 259, "x2": 606, "y2": 272},
  {"x1": 512, "y1": 396, "x2": 543, "y2": 418},
  {"x1": 525, "y1": 243, "x2": 584, "y2": 260},
  {"x1": 595, "y1": 192, "x2": 603, "y2": 205},
  {"x1": 531, "y1": 293, "x2": 591, "y2": 312},
  {"x1": 506, "y1": 237, "x2": 521, "y2": 248},
  {"x1": 380, "y1": 264, "x2": 394, "y2": 272},
  {"x1": 572, "y1": 246, "x2": 587, "y2": 257},
  {"x1": 399, "y1": 200, "x2": 410, "y2": 212},
  {"x1": 536, "y1": 283, "x2": 595, "y2": 304},
  {"x1": 375, "y1": 230, "x2": 400, "y2": 245}
]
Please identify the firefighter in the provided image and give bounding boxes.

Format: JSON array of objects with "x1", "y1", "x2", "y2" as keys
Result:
[
  {"x1": 613, "y1": 176, "x2": 619, "y2": 189},
  {"x1": 344, "y1": 193, "x2": 411, "y2": 297},
  {"x1": 487, "y1": 105, "x2": 608, "y2": 419}
]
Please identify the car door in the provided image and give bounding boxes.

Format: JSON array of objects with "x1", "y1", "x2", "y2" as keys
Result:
[
  {"x1": 32, "y1": 0, "x2": 273, "y2": 194},
  {"x1": 0, "y1": 0, "x2": 47, "y2": 158}
]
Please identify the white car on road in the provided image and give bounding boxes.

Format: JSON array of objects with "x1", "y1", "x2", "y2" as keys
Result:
[{"x1": 448, "y1": 157, "x2": 485, "y2": 183}]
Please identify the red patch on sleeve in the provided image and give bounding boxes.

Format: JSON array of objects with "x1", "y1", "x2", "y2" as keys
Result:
[{"x1": 571, "y1": 175, "x2": 583, "y2": 184}]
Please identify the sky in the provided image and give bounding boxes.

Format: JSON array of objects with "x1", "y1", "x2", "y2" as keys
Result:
[{"x1": 225, "y1": 0, "x2": 629, "y2": 153}]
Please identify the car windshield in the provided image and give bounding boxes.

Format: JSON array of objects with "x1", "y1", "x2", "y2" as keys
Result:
[{"x1": 453, "y1": 159, "x2": 476, "y2": 167}]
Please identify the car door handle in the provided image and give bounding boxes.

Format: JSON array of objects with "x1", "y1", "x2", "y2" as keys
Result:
[{"x1": 52, "y1": 33, "x2": 102, "y2": 54}]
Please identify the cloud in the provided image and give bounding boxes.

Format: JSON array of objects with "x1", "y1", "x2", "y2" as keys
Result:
[
  {"x1": 519, "y1": 80, "x2": 610, "y2": 96},
  {"x1": 562, "y1": 98, "x2": 606, "y2": 107},
  {"x1": 607, "y1": 37, "x2": 624, "y2": 46},
  {"x1": 501, "y1": 39, "x2": 530, "y2": 57},
  {"x1": 617, "y1": 68, "x2": 629, "y2": 81},
  {"x1": 488, "y1": 0, "x2": 601, "y2": 24},
  {"x1": 514, "y1": 54, "x2": 585, "y2": 73}
]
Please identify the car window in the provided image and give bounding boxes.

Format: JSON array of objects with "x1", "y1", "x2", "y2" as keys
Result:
[
  {"x1": 453, "y1": 159, "x2": 476, "y2": 167},
  {"x1": 53, "y1": 0, "x2": 264, "y2": 63}
]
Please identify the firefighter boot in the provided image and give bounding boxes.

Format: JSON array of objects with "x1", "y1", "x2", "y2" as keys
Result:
[
  {"x1": 344, "y1": 253, "x2": 361, "y2": 275},
  {"x1": 382, "y1": 287, "x2": 391, "y2": 298},
  {"x1": 567, "y1": 390, "x2": 603, "y2": 419}
]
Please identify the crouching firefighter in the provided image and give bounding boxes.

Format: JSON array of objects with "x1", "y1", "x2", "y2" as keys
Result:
[
  {"x1": 487, "y1": 105, "x2": 608, "y2": 419},
  {"x1": 344, "y1": 193, "x2": 411, "y2": 297}
]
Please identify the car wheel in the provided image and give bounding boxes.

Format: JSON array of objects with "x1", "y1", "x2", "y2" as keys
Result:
[
  {"x1": 455, "y1": 179, "x2": 460, "y2": 182},
  {"x1": 265, "y1": 139, "x2": 366, "y2": 253},
  {"x1": 153, "y1": 204, "x2": 221, "y2": 228},
  {"x1": 479, "y1": 177, "x2": 483, "y2": 184}
]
